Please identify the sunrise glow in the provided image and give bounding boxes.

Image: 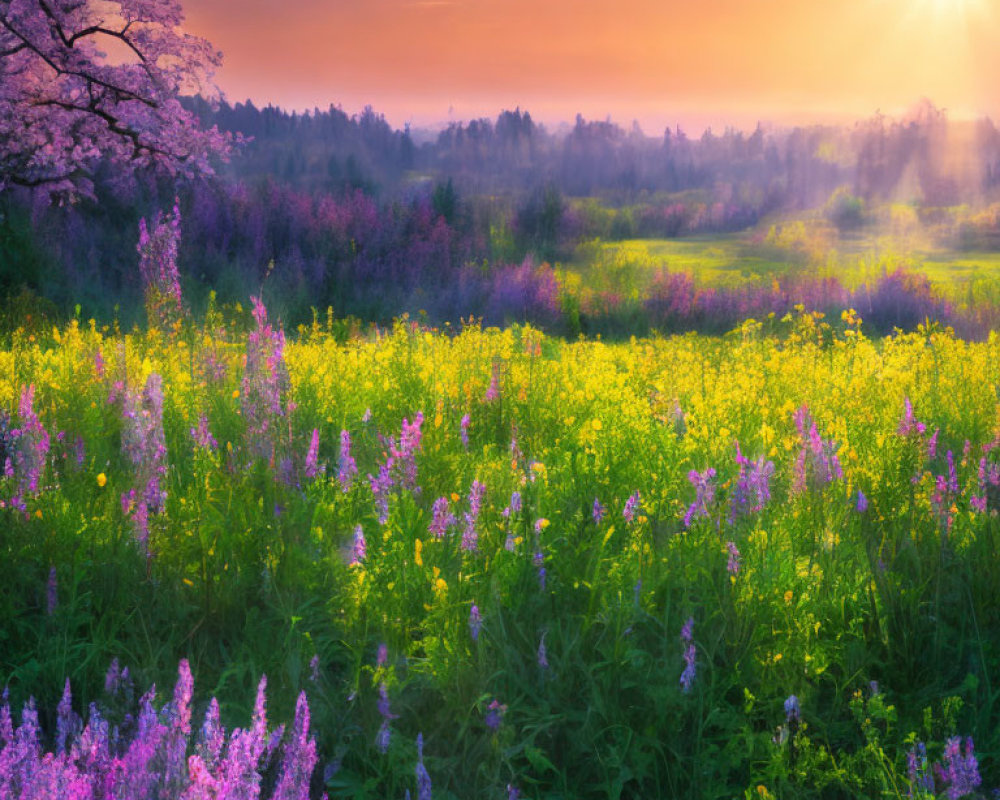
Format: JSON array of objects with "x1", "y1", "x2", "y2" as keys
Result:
[{"x1": 179, "y1": 0, "x2": 1000, "y2": 130}]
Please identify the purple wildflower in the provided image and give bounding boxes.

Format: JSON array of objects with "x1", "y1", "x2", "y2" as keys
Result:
[
  {"x1": 730, "y1": 442, "x2": 774, "y2": 522},
  {"x1": 484, "y1": 700, "x2": 507, "y2": 731},
  {"x1": 121, "y1": 373, "x2": 168, "y2": 548},
  {"x1": 352, "y1": 525, "x2": 367, "y2": 565},
  {"x1": 791, "y1": 405, "x2": 843, "y2": 495},
  {"x1": 190, "y1": 414, "x2": 218, "y2": 451},
  {"x1": 971, "y1": 454, "x2": 1000, "y2": 513},
  {"x1": 277, "y1": 456, "x2": 296, "y2": 487},
  {"x1": 0, "y1": 688, "x2": 11, "y2": 747},
  {"x1": 338, "y1": 429, "x2": 357, "y2": 492},
  {"x1": 163, "y1": 659, "x2": 195, "y2": 791},
  {"x1": 537, "y1": 633, "x2": 549, "y2": 670},
  {"x1": 484, "y1": 362, "x2": 500, "y2": 402},
  {"x1": 460, "y1": 414, "x2": 470, "y2": 450},
  {"x1": 680, "y1": 616, "x2": 694, "y2": 643},
  {"x1": 375, "y1": 683, "x2": 397, "y2": 755},
  {"x1": 937, "y1": 737, "x2": 981, "y2": 800},
  {"x1": 461, "y1": 480, "x2": 486, "y2": 552},
  {"x1": 15, "y1": 384, "x2": 50, "y2": 496},
  {"x1": 510, "y1": 432, "x2": 523, "y2": 465},
  {"x1": 137, "y1": 200, "x2": 184, "y2": 330},
  {"x1": 897, "y1": 396, "x2": 927, "y2": 437},
  {"x1": 309, "y1": 655, "x2": 320, "y2": 683},
  {"x1": 592, "y1": 498, "x2": 606, "y2": 524},
  {"x1": 377, "y1": 643, "x2": 389, "y2": 667},
  {"x1": 856, "y1": 489, "x2": 868, "y2": 513},
  {"x1": 368, "y1": 413, "x2": 425, "y2": 520},
  {"x1": 375, "y1": 721, "x2": 391, "y2": 755},
  {"x1": 469, "y1": 605, "x2": 482, "y2": 642},
  {"x1": 726, "y1": 541, "x2": 740, "y2": 576},
  {"x1": 369, "y1": 462, "x2": 393, "y2": 525},
  {"x1": 415, "y1": 733, "x2": 432, "y2": 800},
  {"x1": 376, "y1": 683, "x2": 397, "y2": 720},
  {"x1": 55, "y1": 679, "x2": 79, "y2": 754},
  {"x1": 509, "y1": 491, "x2": 522, "y2": 515},
  {"x1": 428, "y1": 497, "x2": 456, "y2": 539},
  {"x1": 272, "y1": 692, "x2": 318, "y2": 800},
  {"x1": 242, "y1": 296, "x2": 291, "y2": 467},
  {"x1": 908, "y1": 742, "x2": 934, "y2": 796},
  {"x1": 680, "y1": 644, "x2": 697, "y2": 693},
  {"x1": 623, "y1": 491, "x2": 641, "y2": 524},
  {"x1": 304, "y1": 428, "x2": 322, "y2": 480},
  {"x1": 198, "y1": 697, "x2": 225, "y2": 769},
  {"x1": 784, "y1": 695, "x2": 800, "y2": 723},
  {"x1": 684, "y1": 467, "x2": 717, "y2": 527},
  {"x1": 931, "y1": 450, "x2": 960, "y2": 532},
  {"x1": 927, "y1": 428, "x2": 940, "y2": 460},
  {"x1": 105, "y1": 659, "x2": 121, "y2": 695}
]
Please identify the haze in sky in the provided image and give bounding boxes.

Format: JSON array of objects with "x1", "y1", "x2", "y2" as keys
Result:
[{"x1": 185, "y1": 0, "x2": 1000, "y2": 132}]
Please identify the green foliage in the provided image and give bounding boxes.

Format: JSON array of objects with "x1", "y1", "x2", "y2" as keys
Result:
[{"x1": 1, "y1": 312, "x2": 999, "y2": 798}]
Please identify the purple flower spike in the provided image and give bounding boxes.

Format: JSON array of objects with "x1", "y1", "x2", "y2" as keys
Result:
[
  {"x1": 537, "y1": 633, "x2": 549, "y2": 670},
  {"x1": 940, "y1": 736, "x2": 981, "y2": 800},
  {"x1": 338, "y1": 429, "x2": 357, "y2": 492},
  {"x1": 415, "y1": 732, "x2": 432, "y2": 800},
  {"x1": 784, "y1": 695, "x2": 800, "y2": 722},
  {"x1": 429, "y1": 496, "x2": 456, "y2": 539},
  {"x1": 352, "y1": 525, "x2": 367, "y2": 565},
  {"x1": 680, "y1": 644, "x2": 697, "y2": 692},
  {"x1": 376, "y1": 721, "x2": 391, "y2": 754},
  {"x1": 726, "y1": 541, "x2": 740, "y2": 576},
  {"x1": 304, "y1": 428, "x2": 321, "y2": 480},
  {"x1": 484, "y1": 700, "x2": 507, "y2": 731},
  {"x1": 623, "y1": 491, "x2": 641, "y2": 524},
  {"x1": 684, "y1": 468, "x2": 717, "y2": 527},
  {"x1": 469, "y1": 604, "x2": 482, "y2": 642},
  {"x1": 592, "y1": 498, "x2": 606, "y2": 524}
]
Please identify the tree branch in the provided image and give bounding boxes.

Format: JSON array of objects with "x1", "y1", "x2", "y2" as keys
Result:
[{"x1": 0, "y1": 14, "x2": 159, "y2": 107}]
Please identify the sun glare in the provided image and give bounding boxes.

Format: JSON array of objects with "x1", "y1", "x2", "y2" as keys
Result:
[{"x1": 916, "y1": 0, "x2": 986, "y2": 19}]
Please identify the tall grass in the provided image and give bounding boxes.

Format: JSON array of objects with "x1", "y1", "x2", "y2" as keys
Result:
[{"x1": 1, "y1": 309, "x2": 998, "y2": 798}]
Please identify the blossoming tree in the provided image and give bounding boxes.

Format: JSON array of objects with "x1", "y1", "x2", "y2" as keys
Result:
[{"x1": 0, "y1": 0, "x2": 234, "y2": 198}]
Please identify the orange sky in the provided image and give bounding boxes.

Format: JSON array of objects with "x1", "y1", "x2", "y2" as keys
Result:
[{"x1": 184, "y1": 0, "x2": 1000, "y2": 133}]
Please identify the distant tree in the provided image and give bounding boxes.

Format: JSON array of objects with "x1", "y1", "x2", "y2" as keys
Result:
[
  {"x1": 825, "y1": 187, "x2": 866, "y2": 232},
  {"x1": 516, "y1": 184, "x2": 564, "y2": 262},
  {"x1": 432, "y1": 178, "x2": 458, "y2": 225},
  {"x1": 0, "y1": 0, "x2": 235, "y2": 199}
]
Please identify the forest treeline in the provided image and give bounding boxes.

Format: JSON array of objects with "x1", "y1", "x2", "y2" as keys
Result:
[{"x1": 4, "y1": 97, "x2": 1000, "y2": 329}]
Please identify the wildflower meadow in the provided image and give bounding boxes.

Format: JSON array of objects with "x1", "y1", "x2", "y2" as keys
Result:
[
  {"x1": 1, "y1": 209, "x2": 999, "y2": 797},
  {"x1": 4, "y1": 0, "x2": 1000, "y2": 796}
]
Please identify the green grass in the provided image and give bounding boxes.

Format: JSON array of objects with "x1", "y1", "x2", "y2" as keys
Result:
[
  {"x1": 568, "y1": 223, "x2": 1000, "y2": 307},
  {"x1": 2, "y1": 313, "x2": 1000, "y2": 798}
]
